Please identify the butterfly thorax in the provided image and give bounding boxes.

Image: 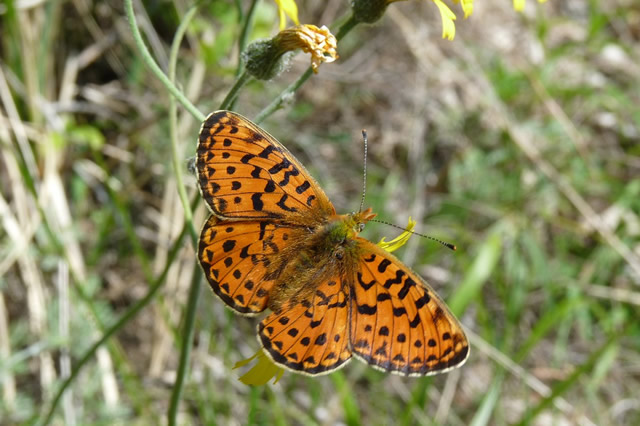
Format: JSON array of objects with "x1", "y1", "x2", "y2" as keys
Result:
[{"x1": 267, "y1": 208, "x2": 377, "y2": 312}]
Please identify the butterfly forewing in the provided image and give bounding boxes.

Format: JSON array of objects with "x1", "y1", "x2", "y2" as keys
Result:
[
  {"x1": 350, "y1": 240, "x2": 469, "y2": 376},
  {"x1": 258, "y1": 278, "x2": 352, "y2": 375},
  {"x1": 197, "y1": 111, "x2": 335, "y2": 221}
]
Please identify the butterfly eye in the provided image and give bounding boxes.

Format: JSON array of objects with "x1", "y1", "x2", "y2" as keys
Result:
[{"x1": 335, "y1": 251, "x2": 344, "y2": 259}]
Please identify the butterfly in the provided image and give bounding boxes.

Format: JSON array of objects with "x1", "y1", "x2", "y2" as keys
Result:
[{"x1": 196, "y1": 110, "x2": 469, "y2": 376}]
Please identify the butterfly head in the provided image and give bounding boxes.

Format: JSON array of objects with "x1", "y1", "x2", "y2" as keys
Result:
[{"x1": 348, "y1": 207, "x2": 377, "y2": 236}]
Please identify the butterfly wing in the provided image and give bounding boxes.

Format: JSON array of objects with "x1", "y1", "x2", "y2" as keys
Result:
[
  {"x1": 197, "y1": 111, "x2": 335, "y2": 222},
  {"x1": 199, "y1": 215, "x2": 303, "y2": 315},
  {"x1": 350, "y1": 240, "x2": 469, "y2": 376},
  {"x1": 258, "y1": 278, "x2": 352, "y2": 375}
]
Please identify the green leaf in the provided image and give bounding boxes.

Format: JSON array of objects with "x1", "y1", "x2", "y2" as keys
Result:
[{"x1": 448, "y1": 228, "x2": 503, "y2": 316}]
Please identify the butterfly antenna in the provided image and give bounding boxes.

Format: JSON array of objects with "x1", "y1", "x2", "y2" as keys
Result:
[
  {"x1": 371, "y1": 218, "x2": 457, "y2": 251},
  {"x1": 359, "y1": 129, "x2": 368, "y2": 213}
]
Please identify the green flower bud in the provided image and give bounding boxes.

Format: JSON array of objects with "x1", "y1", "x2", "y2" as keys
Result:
[
  {"x1": 243, "y1": 39, "x2": 292, "y2": 81},
  {"x1": 243, "y1": 25, "x2": 339, "y2": 80},
  {"x1": 351, "y1": 0, "x2": 405, "y2": 24}
]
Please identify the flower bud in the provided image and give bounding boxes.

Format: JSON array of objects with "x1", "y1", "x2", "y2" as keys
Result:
[
  {"x1": 243, "y1": 24, "x2": 339, "y2": 80},
  {"x1": 351, "y1": 0, "x2": 404, "y2": 24}
]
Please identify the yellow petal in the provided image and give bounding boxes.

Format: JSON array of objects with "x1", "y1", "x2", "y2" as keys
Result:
[
  {"x1": 460, "y1": 0, "x2": 474, "y2": 18},
  {"x1": 274, "y1": 0, "x2": 299, "y2": 29},
  {"x1": 235, "y1": 350, "x2": 285, "y2": 386},
  {"x1": 451, "y1": 0, "x2": 473, "y2": 18},
  {"x1": 432, "y1": 0, "x2": 457, "y2": 40},
  {"x1": 278, "y1": 7, "x2": 286, "y2": 30},
  {"x1": 514, "y1": 0, "x2": 548, "y2": 12},
  {"x1": 276, "y1": 24, "x2": 339, "y2": 72},
  {"x1": 378, "y1": 217, "x2": 417, "y2": 253},
  {"x1": 233, "y1": 351, "x2": 259, "y2": 369}
]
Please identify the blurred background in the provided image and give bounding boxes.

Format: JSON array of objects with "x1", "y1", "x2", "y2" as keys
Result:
[{"x1": 1, "y1": 0, "x2": 639, "y2": 424}]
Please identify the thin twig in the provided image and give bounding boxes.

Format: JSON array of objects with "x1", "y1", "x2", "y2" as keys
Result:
[{"x1": 123, "y1": 0, "x2": 204, "y2": 122}]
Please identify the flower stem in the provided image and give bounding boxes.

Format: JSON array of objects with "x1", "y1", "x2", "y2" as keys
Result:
[
  {"x1": 167, "y1": 5, "x2": 201, "y2": 424},
  {"x1": 336, "y1": 14, "x2": 358, "y2": 41},
  {"x1": 220, "y1": 70, "x2": 252, "y2": 110},
  {"x1": 235, "y1": 0, "x2": 259, "y2": 77},
  {"x1": 167, "y1": 264, "x2": 202, "y2": 425},
  {"x1": 254, "y1": 14, "x2": 358, "y2": 123},
  {"x1": 124, "y1": 0, "x2": 205, "y2": 122}
]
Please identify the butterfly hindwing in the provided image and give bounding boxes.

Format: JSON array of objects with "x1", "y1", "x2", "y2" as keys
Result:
[
  {"x1": 350, "y1": 240, "x2": 469, "y2": 376},
  {"x1": 197, "y1": 111, "x2": 335, "y2": 221},
  {"x1": 258, "y1": 278, "x2": 352, "y2": 375},
  {"x1": 199, "y1": 215, "x2": 301, "y2": 315}
]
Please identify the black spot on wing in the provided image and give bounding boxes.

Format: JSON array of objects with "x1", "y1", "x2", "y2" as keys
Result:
[
  {"x1": 240, "y1": 153, "x2": 255, "y2": 163},
  {"x1": 276, "y1": 194, "x2": 297, "y2": 212},
  {"x1": 377, "y1": 293, "x2": 391, "y2": 302},
  {"x1": 357, "y1": 304, "x2": 377, "y2": 315},
  {"x1": 259, "y1": 145, "x2": 276, "y2": 159},
  {"x1": 377, "y1": 259, "x2": 391, "y2": 272},
  {"x1": 357, "y1": 272, "x2": 376, "y2": 290},
  {"x1": 264, "y1": 180, "x2": 276, "y2": 193},
  {"x1": 397, "y1": 278, "x2": 414, "y2": 300},
  {"x1": 296, "y1": 181, "x2": 310, "y2": 194},
  {"x1": 268, "y1": 158, "x2": 290, "y2": 174},
  {"x1": 383, "y1": 270, "x2": 405, "y2": 289},
  {"x1": 251, "y1": 193, "x2": 264, "y2": 211}
]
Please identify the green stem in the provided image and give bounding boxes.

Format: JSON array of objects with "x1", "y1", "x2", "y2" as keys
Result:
[
  {"x1": 235, "y1": 0, "x2": 259, "y2": 77},
  {"x1": 254, "y1": 67, "x2": 313, "y2": 123},
  {"x1": 166, "y1": 6, "x2": 201, "y2": 425},
  {"x1": 335, "y1": 14, "x2": 359, "y2": 41},
  {"x1": 255, "y1": 14, "x2": 358, "y2": 123},
  {"x1": 124, "y1": 0, "x2": 205, "y2": 122},
  {"x1": 167, "y1": 263, "x2": 202, "y2": 425},
  {"x1": 220, "y1": 70, "x2": 251, "y2": 110},
  {"x1": 168, "y1": 4, "x2": 200, "y2": 247}
]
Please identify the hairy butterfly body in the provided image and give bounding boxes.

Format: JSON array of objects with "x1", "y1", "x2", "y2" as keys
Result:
[{"x1": 197, "y1": 110, "x2": 469, "y2": 376}]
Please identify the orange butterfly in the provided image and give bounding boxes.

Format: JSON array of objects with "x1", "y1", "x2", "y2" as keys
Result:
[{"x1": 196, "y1": 111, "x2": 469, "y2": 376}]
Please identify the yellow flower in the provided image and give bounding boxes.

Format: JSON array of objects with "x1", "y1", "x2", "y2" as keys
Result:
[
  {"x1": 453, "y1": 0, "x2": 473, "y2": 18},
  {"x1": 276, "y1": 24, "x2": 339, "y2": 73},
  {"x1": 513, "y1": 0, "x2": 548, "y2": 12},
  {"x1": 234, "y1": 350, "x2": 284, "y2": 386},
  {"x1": 377, "y1": 217, "x2": 417, "y2": 252},
  {"x1": 244, "y1": 24, "x2": 338, "y2": 79},
  {"x1": 351, "y1": 0, "x2": 475, "y2": 41},
  {"x1": 432, "y1": 0, "x2": 457, "y2": 40},
  {"x1": 274, "y1": 0, "x2": 299, "y2": 30}
]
